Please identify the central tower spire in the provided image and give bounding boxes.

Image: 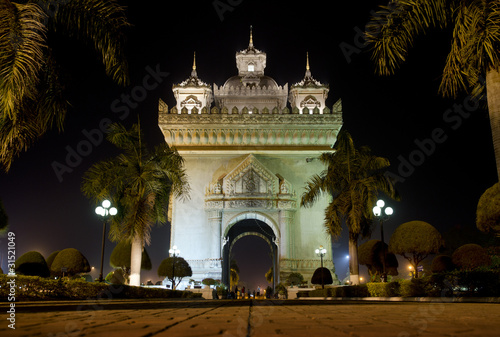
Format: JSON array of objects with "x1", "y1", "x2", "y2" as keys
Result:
[{"x1": 249, "y1": 25, "x2": 253, "y2": 48}]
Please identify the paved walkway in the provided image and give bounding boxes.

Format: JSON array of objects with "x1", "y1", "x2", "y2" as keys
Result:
[{"x1": 1, "y1": 299, "x2": 499, "y2": 337}]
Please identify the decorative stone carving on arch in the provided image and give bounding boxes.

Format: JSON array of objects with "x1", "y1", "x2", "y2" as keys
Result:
[
  {"x1": 224, "y1": 154, "x2": 277, "y2": 196},
  {"x1": 204, "y1": 154, "x2": 297, "y2": 212}
]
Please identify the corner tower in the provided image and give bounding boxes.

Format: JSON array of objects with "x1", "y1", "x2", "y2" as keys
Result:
[
  {"x1": 289, "y1": 53, "x2": 329, "y2": 114},
  {"x1": 172, "y1": 53, "x2": 213, "y2": 114}
]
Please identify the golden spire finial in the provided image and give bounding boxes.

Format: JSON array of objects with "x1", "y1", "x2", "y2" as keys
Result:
[
  {"x1": 306, "y1": 52, "x2": 310, "y2": 71},
  {"x1": 191, "y1": 51, "x2": 197, "y2": 78},
  {"x1": 249, "y1": 25, "x2": 253, "y2": 48}
]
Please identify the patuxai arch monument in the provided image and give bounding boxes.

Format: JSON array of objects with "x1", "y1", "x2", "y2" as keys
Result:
[{"x1": 158, "y1": 29, "x2": 343, "y2": 289}]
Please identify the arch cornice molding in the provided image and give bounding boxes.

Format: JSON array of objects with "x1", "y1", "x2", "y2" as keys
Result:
[{"x1": 158, "y1": 102, "x2": 342, "y2": 149}]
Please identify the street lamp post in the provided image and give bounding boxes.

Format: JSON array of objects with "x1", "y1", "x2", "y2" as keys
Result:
[
  {"x1": 169, "y1": 245, "x2": 180, "y2": 289},
  {"x1": 315, "y1": 245, "x2": 327, "y2": 289},
  {"x1": 95, "y1": 200, "x2": 117, "y2": 282},
  {"x1": 372, "y1": 199, "x2": 393, "y2": 282}
]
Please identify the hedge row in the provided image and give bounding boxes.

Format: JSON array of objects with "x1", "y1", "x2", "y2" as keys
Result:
[
  {"x1": 0, "y1": 275, "x2": 202, "y2": 301},
  {"x1": 298, "y1": 270, "x2": 500, "y2": 298}
]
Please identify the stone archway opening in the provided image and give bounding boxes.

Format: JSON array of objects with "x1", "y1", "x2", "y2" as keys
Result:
[{"x1": 222, "y1": 219, "x2": 278, "y2": 294}]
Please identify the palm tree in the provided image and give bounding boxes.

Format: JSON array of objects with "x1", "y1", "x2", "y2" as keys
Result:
[
  {"x1": 81, "y1": 122, "x2": 189, "y2": 286},
  {"x1": 301, "y1": 130, "x2": 398, "y2": 284},
  {"x1": 364, "y1": 0, "x2": 500, "y2": 180},
  {"x1": 0, "y1": 0, "x2": 129, "y2": 170}
]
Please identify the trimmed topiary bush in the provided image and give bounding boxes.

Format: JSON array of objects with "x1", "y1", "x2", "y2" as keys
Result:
[
  {"x1": 15, "y1": 251, "x2": 50, "y2": 277},
  {"x1": 202, "y1": 278, "x2": 217, "y2": 286},
  {"x1": 311, "y1": 267, "x2": 333, "y2": 286},
  {"x1": 431, "y1": 255, "x2": 455, "y2": 273},
  {"x1": 452, "y1": 244, "x2": 491, "y2": 270},
  {"x1": 158, "y1": 256, "x2": 192, "y2": 289},
  {"x1": 105, "y1": 269, "x2": 126, "y2": 284},
  {"x1": 476, "y1": 182, "x2": 500, "y2": 236},
  {"x1": 389, "y1": 221, "x2": 444, "y2": 278},
  {"x1": 46, "y1": 250, "x2": 60, "y2": 270},
  {"x1": 50, "y1": 248, "x2": 91, "y2": 277}
]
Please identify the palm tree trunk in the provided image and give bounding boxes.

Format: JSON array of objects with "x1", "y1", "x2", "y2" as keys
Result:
[
  {"x1": 486, "y1": 68, "x2": 500, "y2": 182},
  {"x1": 348, "y1": 235, "x2": 360, "y2": 285},
  {"x1": 129, "y1": 234, "x2": 143, "y2": 286}
]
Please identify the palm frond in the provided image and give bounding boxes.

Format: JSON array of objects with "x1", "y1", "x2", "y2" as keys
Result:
[
  {"x1": 440, "y1": 0, "x2": 500, "y2": 98},
  {"x1": 0, "y1": 1, "x2": 47, "y2": 119},
  {"x1": 0, "y1": 104, "x2": 40, "y2": 170},
  {"x1": 365, "y1": 0, "x2": 450, "y2": 76},
  {"x1": 300, "y1": 173, "x2": 327, "y2": 207},
  {"x1": 46, "y1": 0, "x2": 130, "y2": 86}
]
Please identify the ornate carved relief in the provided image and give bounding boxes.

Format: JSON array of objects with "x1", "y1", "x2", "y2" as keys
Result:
[{"x1": 204, "y1": 155, "x2": 297, "y2": 213}]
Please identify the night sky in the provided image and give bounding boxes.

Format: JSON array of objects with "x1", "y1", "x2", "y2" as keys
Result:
[{"x1": 0, "y1": 1, "x2": 497, "y2": 289}]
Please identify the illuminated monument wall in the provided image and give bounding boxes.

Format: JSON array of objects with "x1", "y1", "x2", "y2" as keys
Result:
[{"x1": 158, "y1": 31, "x2": 343, "y2": 289}]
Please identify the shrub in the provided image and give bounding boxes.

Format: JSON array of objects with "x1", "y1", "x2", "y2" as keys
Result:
[
  {"x1": 366, "y1": 282, "x2": 400, "y2": 297},
  {"x1": 15, "y1": 251, "x2": 50, "y2": 277},
  {"x1": 0, "y1": 275, "x2": 203, "y2": 300},
  {"x1": 397, "y1": 278, "x2": 427, "y2": 297},
  {"x1": 286, "y1": 272, "x2": 304, "y2": 286},
  {"x1": 216, "y1": 284, "x2": 228, "y2": 298},
  {"x1": 452, "y1": 244, "x2": 491, "y2": 270},
  {"x1": 276, "y1": 282, "x2": 288, "y2": 298},
  {"x1": 50, "y1": 248, "x2": 91, "y2": 277},
  {"x1": 202, "y1": 278, "x2": 217, "y2": 286},
  {"x1": 308, "y1": 288, "x2": 329, "y2": 297},
  {"x1": 105, "y1": 269, "x2": 126, "y2": 284},
  {"x1": 451, "y1": 269, "x2": 500, "y2": 296}
]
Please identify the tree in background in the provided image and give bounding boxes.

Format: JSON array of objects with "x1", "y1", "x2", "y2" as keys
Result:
[
  {"x1": 301, "y1": 130, "x2": 398, "y2": 284},
  {"x1": 110, "y1": 241, "x2": 152, "y2": 284},
  {"x1": 82, "y1": 122, "x2": 189, "y2": 286},
  {"x1": 358, "y1": 239, "x2": 399, "y2": 281},
  {"x1": 157, "y1": 256, "x2": 192, "y2": 290},
  {"x1": 431, "y1": 255, "x2": 455, "y2": 273},
  {"x1": 389, "y1": 221, "x2": 443, "y2": 278},
  {"x1": 265, "y1": 266, "x2": 273, "y2": 285},
  {"x1": 286, "y1": 272, "x2": 304, "y2": 286},
  {"x1": 50, "y1": 248, "x2": 90, "y2": 277},
  {"x1": 230, "y1": 259, "x2": 240, "y2": 290},
  {"x1": 452, "y1": 243, "x2": 492, "y2": 270},
  {"x1": 0, "y1": 0, "x2": 129, "y2": 170},
  {"x1": 365, "y1": 1, "x2": 500, "y2": 180},
  {"x1": 15, "y1": 251, "x2": 49, "y2": 277},
  {"x1": 477, "y1": 182, "x2": 500, "y2": 237}
]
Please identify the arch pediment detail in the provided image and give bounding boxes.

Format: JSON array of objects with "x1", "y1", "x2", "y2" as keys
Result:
[
  {"x1": 205, "y1": 154, "x2": 296, "y2": 211},
  {"x1": 224, "y1": 154, "x2": 277, "y2": 196}
]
